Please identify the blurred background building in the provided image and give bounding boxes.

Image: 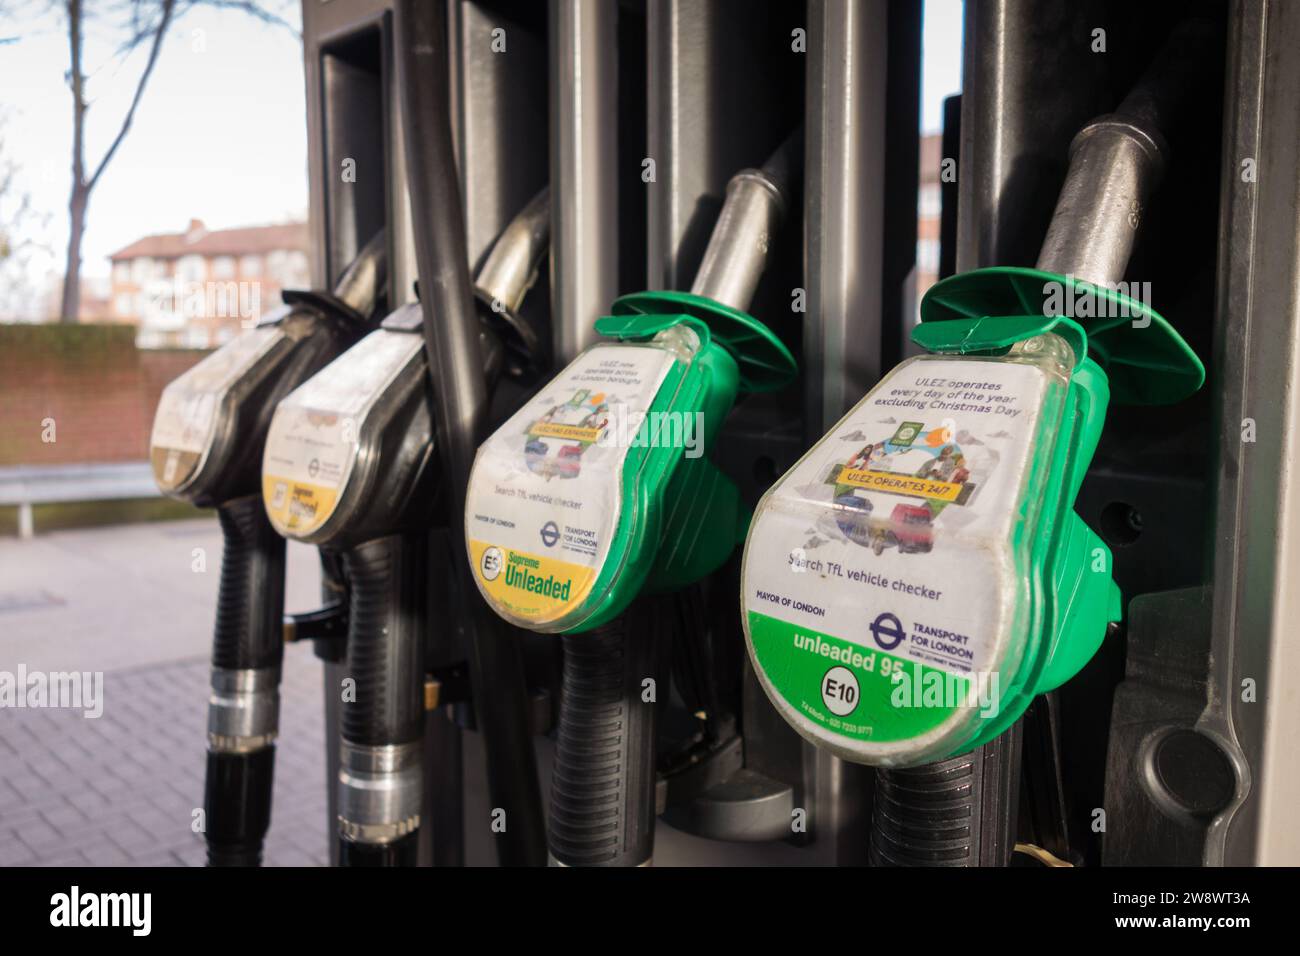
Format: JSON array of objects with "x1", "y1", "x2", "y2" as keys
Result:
[
  {"x1": 109, "y1": 218, "x2": 309, "y2": 348},
  {"x1": 916, "y1": 132, "x2": 942, "y2": 302}
]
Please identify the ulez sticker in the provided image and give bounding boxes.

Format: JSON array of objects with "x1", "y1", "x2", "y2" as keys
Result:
[{"x1": 742, "y1": 355, "x2": 1050, "y2": 759}]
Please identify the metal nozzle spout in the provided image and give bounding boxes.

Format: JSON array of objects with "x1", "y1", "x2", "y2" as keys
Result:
[
  {"x1": 1035, "y1": 17, "x2": 1216, "y2": 288},
  {"x1": 690, "y1": 127, "x2": 804, "y2": 314},
  {"x1": 474, "y1": 187, "x2": 550, "y2": 375},
  {"x1": 1034, "y1": 118, "x2": 1166, "y2": 289},
  {"x1": 333, "y1": 229, "x2": 389, "y2": 317}
]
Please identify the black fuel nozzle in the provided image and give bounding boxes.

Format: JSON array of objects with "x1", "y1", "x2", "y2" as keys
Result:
[
  {"x1": 148, "y1": 232, "x2": 387, "y2": 867},
  {"x1": 261, "y1": 186, "x2": 554, "y2": 866}
]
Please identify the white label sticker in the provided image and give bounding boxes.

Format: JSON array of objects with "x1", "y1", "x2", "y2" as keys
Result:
[
  {"x1": 151, "y1": 326, "x2": 284, "y2": 455},
  {"x1": 744, "y1": 356, "x2": 1049, "y2": 685},
  {"x1": 466, "y1": 343, "x2": 677, "y2": 627},
  {"x1": 150, "y1": 326, "x2": 286, "y2": 492},
  {"x1": 262, "y1": 329, "x2": 423, "y2": 537}
]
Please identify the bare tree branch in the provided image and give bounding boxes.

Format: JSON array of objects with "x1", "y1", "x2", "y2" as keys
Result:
[{"x1": 87, "y1": 0, "x2": 175, "y2": 192}]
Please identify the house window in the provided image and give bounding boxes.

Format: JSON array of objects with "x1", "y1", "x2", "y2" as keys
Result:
[
  {"x1": 113, "y1": 262, "x2": 130, "y2": 283},
  {"x1": 211, "y1": 256, "x2": 235, "y2": 279},
  {"x1": 131, "y1": 257, "x2": 153, "y2": 284},
  {"x1": 115, "y1": 294, "x2": 133, "y2": 316},
  {"x1": 177, "y1": 255, "x2": 205, "y2": 283},
  {"x1": 917, "y1": 238, "x2": 941, "y2": 276},
  {"x1": 918, "y1": 184, "x2": 942, "y2": 219},
  {"x1": 239, "y1": 254, "x2": 262, "y2": 277},
  {"x1": 284, "y1": 251, "x2": 309, "y2": 288},
  {"x1": 267, "y1": 250, "x2": 287, "y2": 282}
]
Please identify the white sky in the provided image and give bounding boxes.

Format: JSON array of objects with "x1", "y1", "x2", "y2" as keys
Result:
[
  {"x1": 0, "y1": 1, "x2": 963, "y2": 295},
  {"x1": 923, "y1": 0, "x2": 964, "y2": 133}
]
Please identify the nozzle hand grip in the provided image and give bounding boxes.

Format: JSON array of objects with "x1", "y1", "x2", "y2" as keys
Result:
[
  {"x1": 213, "y1": 495, "x2": 286, "y2": 672},
  {"x1": 340, "y1": 535, "x2": 425, "y2": 749},
  {"x1": 205, "y1": 495, "x2": 286, "y2": 867},
  {"x1": 550, "y1": 608, "x2": 661, "y2": 867}
]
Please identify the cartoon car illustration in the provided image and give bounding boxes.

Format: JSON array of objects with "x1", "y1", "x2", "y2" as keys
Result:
[
  {"x1": 869, "y1": 503, "x2": 935, "y2": 555},
  {"x1": 833, "y1": 493, "x2": 874, "y2": 547},
  {"x1": 555, "y1": 444, "x2": 584, "y2": 478}
]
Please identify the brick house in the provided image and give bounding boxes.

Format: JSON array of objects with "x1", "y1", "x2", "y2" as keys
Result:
[{"x1": 108, "y1": 219, "x2": 309, "y2": 348}]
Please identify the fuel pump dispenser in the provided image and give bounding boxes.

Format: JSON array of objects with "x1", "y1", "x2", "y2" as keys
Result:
[
  {"x1": 261, "y1": 190, "x2": 549, "y2": 865},
  {"x1": 743, "y1": 49, "x2": 1205, "y2": 864},
  {"x1": 466, "y1": 134, "x2": 801, "y2": 866},
  {"x1": 147, "y1": 232, "x2": 387, "y2": 866}
]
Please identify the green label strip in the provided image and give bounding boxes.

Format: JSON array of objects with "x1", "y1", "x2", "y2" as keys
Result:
[{"x1": 747, "y1": 610, "x2": 965, "y2": 743}]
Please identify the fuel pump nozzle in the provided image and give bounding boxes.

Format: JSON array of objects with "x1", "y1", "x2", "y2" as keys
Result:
[
  {"x1": 149, "y1": 231, "x2": 387, "y2": 866},
  {"x1": 262, "y1": 189, "x2": 552, "y2": 866},
  {"x1": 860, "y1": 30, "x2": 1210, "y2": 867},
  {"x1": 743, "y1": 23, "x2": 1210, "y2": 867},
  {"x1": 466, "y1": 132, "x2": 801, "y2": 866}
]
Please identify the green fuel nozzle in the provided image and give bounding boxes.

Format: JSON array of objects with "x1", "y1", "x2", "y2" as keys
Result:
[
  {"x1": 466, "y1": 133, "x2": 800, "y2": 635},
  {"x1": 744, "y1": 78, "x2": 1205, "y2": 768},
  {"x1": 465, "y1": 132, "x2": 800, "y2": 868}
]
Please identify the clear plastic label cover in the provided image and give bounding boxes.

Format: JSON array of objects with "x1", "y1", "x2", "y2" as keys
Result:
[
  {"x1": 262, "y1": 329, "x2": 423, "y2": 540},
  {"x1": 743, "y1": 340, "x2": 1072, "y2": 765},
  {"x1": 150, "y1": 326, "x2": 286, "y2": 495},
  {"x1": 466, "y1": 342, "x2": 678, "y2": 631}
]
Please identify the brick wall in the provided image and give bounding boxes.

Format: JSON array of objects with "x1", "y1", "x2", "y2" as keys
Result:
[{"x1": 0, "y1": 324, "x2": 208, "y2": 466}]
